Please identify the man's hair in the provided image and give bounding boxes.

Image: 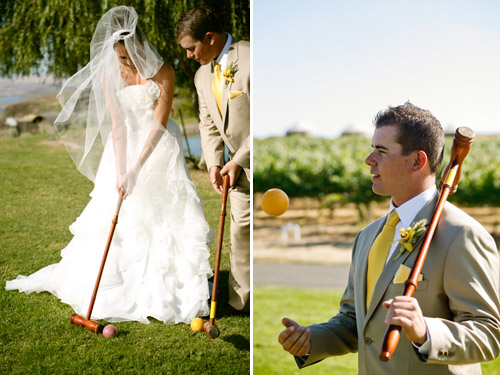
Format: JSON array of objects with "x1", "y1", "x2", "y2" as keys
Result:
[
  {"x1": 374, "y1": 102, "x2": 445, "y2": 175},
  {"x1": 175, "y1": 8, "x2": 224, "y2": 41}
]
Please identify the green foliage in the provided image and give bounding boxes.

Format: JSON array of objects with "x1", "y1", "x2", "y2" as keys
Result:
[
  {"x1": 254, "y1": 135, "x2": 384, "y2": 220},
  {"x1": 0, "y1": 0, "x2": 249, "y2": 109},
  {"x1": 0, "y1": 1, "x2": 102, "y2": 77},
  {"x1": 0, "y1": 135, "x2": 249, "y2": 374},
  {"x1": 444, "y1": 136, "x2": 500, "y2": 206},
  {"x1": 254, "y1": 135, "x2": 500, "y2": 208}
]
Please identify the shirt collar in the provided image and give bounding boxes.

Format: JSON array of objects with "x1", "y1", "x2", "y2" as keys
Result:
[
  {"x1": 389, "y1": 185, "x2": 438, "y2": 228},
  {"x1": 214, "y1": 33, "x2": 232, "y2": 68}
]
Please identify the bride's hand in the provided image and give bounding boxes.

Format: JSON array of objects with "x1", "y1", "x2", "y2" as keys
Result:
[
  {"x1": 119, "y1": 164, "x2": 141, "y2": 199},
  {"x1": 116, "y1": 172, "x2": 125, "y2": 193}
]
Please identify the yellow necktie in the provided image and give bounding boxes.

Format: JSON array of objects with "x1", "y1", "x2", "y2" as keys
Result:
[
  {"x1": 212, "y1": 62, "x2": 223, "y2": 114},
  {"x1": 366, "y1": 210, "x2": 400, "y2": 309}
]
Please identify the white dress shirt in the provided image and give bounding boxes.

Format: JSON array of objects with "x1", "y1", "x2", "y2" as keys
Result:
[{"x1": 214, "y1": 33, "x2": 232, "y2": 70}]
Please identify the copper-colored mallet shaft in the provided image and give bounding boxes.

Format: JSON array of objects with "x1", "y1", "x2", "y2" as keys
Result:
[
  {"x1": 380, "y1": 127, "x2": 475, "y2": 361},
  {"x1": 70, "y1": 189, "x2": 125, "y2": 333},
  {"x1": 203, "y1": 174, "x2": 230, "y2": 339}
]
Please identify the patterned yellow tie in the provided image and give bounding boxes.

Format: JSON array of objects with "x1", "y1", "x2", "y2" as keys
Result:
[
  {"x1": 212, "y1": 62, "x2": 223, "y2": 114},
  {"x1": 366, "y1": 210, "x2": 400, "y2": 310}
]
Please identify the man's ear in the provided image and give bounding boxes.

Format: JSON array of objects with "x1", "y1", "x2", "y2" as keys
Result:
[
  {"x1": 204, "y1": 32, "x2": 216, "y2": 45},
  {"x1": 411, "y1": 150, "x2": 428, "y2": 172}
]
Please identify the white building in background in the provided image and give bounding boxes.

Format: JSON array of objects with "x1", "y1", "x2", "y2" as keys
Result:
[
  {"x1": 286, "y1": 121, "x2": 314, "y2": 137},
  {"x1": 444, "y1": 124, "x2": 458, "y2": 136},
  {"x1": 341, "y1": 122, "x2": 372, "y2": 137}
]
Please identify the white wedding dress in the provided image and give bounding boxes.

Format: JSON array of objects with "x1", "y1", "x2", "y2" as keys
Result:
[{"x1": 6, "y1": 80, "x2": 213, "y2": 324}]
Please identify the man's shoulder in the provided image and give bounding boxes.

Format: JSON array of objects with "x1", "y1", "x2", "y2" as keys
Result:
[
  {"x1": 231, "y1": 38, "x2": 250, "y2": 56},
  {"x1": 233, "y1": 39, "x2": 250, "y2": 48},
  {"x1": 442, "y1": 201, "x2": 492, "y2": 237}
]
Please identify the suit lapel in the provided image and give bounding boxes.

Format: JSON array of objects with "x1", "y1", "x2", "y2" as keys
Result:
[
  {"x1": 363, "y1": 194, "x2": 439, "y2": 325},
  {"x1": 221, "y1": 40, "x2": 240, "y2": 124},
  {"x1": 360, "y1": 218, "x2": 386, "y2": 319}
]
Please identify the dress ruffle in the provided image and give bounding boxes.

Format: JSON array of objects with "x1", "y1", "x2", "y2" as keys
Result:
[{"x1": 6, "y1": 82, "x2": 213, "y2": 324}]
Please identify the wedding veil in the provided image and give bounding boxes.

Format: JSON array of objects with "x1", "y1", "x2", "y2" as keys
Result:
[{"x1": 54, "y1": 6, "x2": 164, "y2": 182}]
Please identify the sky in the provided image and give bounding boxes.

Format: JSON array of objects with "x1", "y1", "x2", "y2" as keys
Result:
[{"x1": 253, "y1": 0, "x2": 500, "y2": 138}]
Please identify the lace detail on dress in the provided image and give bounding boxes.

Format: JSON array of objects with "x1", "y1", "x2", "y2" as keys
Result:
[
  {"x1": 118, "y1": 80, "x2": 161, "y2": 110},
  {"x1": 140, "y1": 80, "x2": 161, "y2": 107},
  {"x1": 117, "y1": 81, "x2": 161, "y2": 132}
]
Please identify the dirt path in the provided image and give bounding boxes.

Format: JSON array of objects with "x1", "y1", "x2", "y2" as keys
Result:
[
  {"x1": 253, "y1": 196, "x2": 500, "y2": 265},
  {"x1": 254, "y1": 262, "x2": 350, "y2": 289}
]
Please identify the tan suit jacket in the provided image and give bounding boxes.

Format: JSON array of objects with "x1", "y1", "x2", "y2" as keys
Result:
[
  {"x1": 194, "y1": 38, "x2": 250, "y2": 178},
  {"x1": 194, "y1": 37, "x2": 250, "y2": 310},
  {"x1": 300, "y1": 196, "x2": 500, "y2": 374}
]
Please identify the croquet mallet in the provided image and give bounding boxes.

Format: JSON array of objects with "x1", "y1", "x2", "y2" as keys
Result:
[
  {"x1": 203, "y1": 174, "x2": 230, "y2": 339},
  {"x1": 379, "y1": 126, "x2": 475, "y2": 361},
  {"x1": 70, "y1": 188, "x2": 125, "y2": 333}
]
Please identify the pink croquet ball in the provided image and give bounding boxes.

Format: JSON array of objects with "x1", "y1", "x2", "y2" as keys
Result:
[{"x1": 102, "y1": 324, "x2": 118, "y2": 338}]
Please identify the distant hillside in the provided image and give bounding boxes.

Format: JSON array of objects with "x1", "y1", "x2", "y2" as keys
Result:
[
  {"x1": 0, "y1": 76, "x2": 61, "y2": 112},
  {"x1": 2, "y1": 94, "x2": 60, "y2": 118},
  {"x1": 0, "y1": 76, "x2": 200, "y2": 138}
]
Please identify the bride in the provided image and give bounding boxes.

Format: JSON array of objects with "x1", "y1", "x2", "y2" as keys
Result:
[{"x1": 6, "y1": 6, "x2": 213, "y2": 324}]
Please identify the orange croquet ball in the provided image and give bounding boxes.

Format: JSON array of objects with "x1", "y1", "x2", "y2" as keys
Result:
[
  {"x1": 261, "y1": 188, "x2": 289, "y2": 216},
  {"x1": 190, "y1": 317, "x2": 204, "y2": 332}
]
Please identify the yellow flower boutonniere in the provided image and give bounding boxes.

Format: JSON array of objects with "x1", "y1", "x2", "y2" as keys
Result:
[
  {"x1": 394, "y1": 219, "x2": 427, "y2": 261},
  {"x1": 222, "y1": 62, "x2": 238, "y2": 85}
]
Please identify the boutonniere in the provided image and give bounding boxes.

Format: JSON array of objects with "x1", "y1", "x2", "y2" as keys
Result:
[
  {"x1": 394, "y1": 219, "x2": 427, "y2": 260},
  {"x1": 222, "y1": 62, "x2": 238, "y2": 85}
]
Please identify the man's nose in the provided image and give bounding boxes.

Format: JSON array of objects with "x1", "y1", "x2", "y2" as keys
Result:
[
  {"x1": 187, "y1": 51, "x2": 194, "y2": 59},
  {"x1": 365, "y1": 152, "x2": 375, "y2": 166}
]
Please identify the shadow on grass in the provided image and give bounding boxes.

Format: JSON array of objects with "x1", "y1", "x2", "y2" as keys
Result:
[
  {"x1": 211, "y1": 270, "x2": 250, "y2": 316},
  {"x1": 223, "y1": 334, "x2": 250, "y2": 352}
]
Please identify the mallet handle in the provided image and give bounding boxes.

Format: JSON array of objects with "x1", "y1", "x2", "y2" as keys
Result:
[
  {"x1": 380, "y1": 127, "x2": 475, "y2": 362},
  {"x1": 86, "y1": 189, "x2": 125, "y2": 320},
  {"x1": 209, "y1": 175, "x2": 230, "y2": 326}
]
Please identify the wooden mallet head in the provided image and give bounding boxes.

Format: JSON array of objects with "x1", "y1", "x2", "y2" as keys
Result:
[
  {"x1": 439, "y1": 126, "x2": 475, "y2": 194},
  {"x1": 203, "y1": 319, "x2": 220, "y2": 339},
  {"x1": 70, "y1": 313, "x2": 103, "y2": 333}
]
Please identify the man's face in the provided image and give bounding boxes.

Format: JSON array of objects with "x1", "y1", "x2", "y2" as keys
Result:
[
  {"x1": 179, "y1": 34, "x2": 214, "y2": 65},
  {"x1": 365, "y1": 124, "x2": 413, "y2": 206}
]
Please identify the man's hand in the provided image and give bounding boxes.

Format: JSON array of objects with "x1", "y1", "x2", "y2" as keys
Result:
[
  {"x1": 278, "y1": 317, "x2": 311, "y2": 357},
  {"x1": 383, "y1": 296, "x2": 427, "y2": 344},
  {"x1": 220, "y1": 160, "x2": 242, "y2": 188},
  {"x1": 209, "y1": 166, "x2": 223, "y2": 195}
]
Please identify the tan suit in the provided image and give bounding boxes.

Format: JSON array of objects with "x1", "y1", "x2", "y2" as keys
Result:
[
  {"x1": 194, "y1": 38, "x2": 250, "y2": 311},
  {"x1": 299, "y1": 196, "x2": 500, "y2": 374}
]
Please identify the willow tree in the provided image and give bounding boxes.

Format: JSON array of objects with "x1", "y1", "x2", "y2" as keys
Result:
[{"x1": 0, "y1": 0, "x2": 250, "y2": 111}]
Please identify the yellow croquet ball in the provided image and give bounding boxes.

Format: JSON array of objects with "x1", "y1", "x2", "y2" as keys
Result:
[
  {"x1": 261, "y1": 188, "x2": 289, "y2": 216},
  {"x1": 190, "y1": 317, "x2": 204, "y2": 332}
]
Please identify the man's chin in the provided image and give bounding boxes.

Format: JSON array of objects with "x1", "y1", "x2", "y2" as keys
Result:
[{"x1": 371, "y1": 184, "x2": 388, "y2": 197}]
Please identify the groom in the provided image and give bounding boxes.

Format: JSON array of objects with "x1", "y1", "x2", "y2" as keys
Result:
[
  {"x1": 175, "y1": 8, "x2": 250, "y2": 312},
  {"x1": 278, "y1": 103, "x2": 500, "y2": 374}
]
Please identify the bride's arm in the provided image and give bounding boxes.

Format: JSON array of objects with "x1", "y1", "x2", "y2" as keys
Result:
[
  {"x1": 137, "y1": 64, "x2": 174, "y2": 166},
  {"x1": 120, "y1": 64, "x2": 175, "y2": 197},
  {"x1": 107, "y1": 89, "x2": 128, "y2": 193}
]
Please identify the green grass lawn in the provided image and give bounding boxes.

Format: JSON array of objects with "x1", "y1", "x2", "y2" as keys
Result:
[
  {"x1": 253, "y1": 286, "x2": 500, "y2": 375},
  {"x1": 0, "y1": 135, "x2": 249, "y2": 374}
]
